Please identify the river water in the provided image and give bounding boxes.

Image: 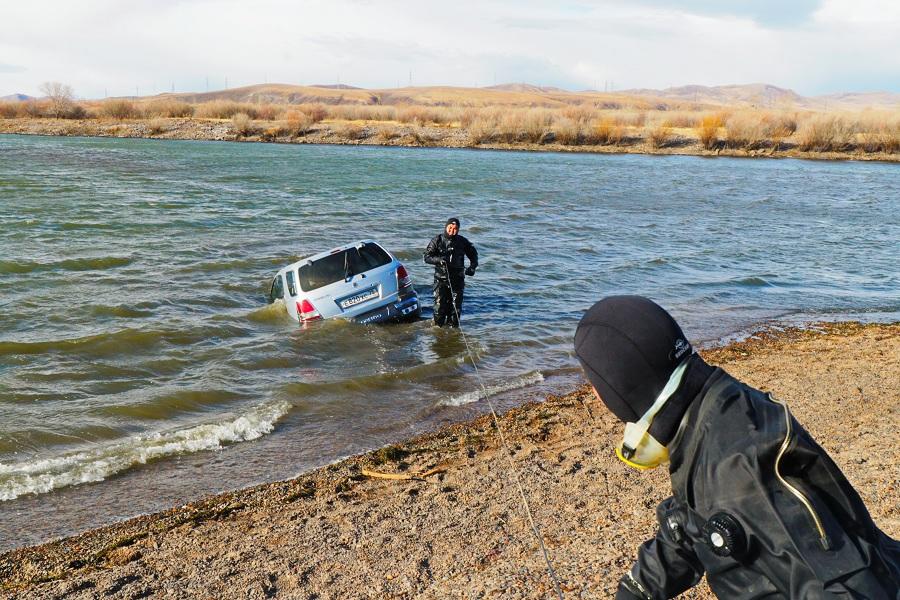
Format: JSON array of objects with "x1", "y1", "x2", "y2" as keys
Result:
[{"x1": 1, "y1": 135, "x2": 897, "y2": 550}]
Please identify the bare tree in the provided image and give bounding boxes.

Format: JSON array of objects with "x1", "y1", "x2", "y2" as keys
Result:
[{"x1": 39, "y1": 81, "x2": 75, "y2": 118}]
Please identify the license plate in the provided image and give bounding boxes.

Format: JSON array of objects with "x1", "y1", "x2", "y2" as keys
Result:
[{"x1": 339, "y1": 288, "x2": 379, "y2": 309}]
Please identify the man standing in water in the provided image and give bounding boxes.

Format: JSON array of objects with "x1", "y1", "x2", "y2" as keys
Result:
[
  {"x1": 424, "y1": 217, "x2": 478, "y2": 327},
  {"x1": 574, "y1": 295, "x2": 900, "y2": 599}
]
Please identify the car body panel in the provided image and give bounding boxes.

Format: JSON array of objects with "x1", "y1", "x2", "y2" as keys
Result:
[{"x1": 268, "y1": 240, "x2": 419, "y2": 324}]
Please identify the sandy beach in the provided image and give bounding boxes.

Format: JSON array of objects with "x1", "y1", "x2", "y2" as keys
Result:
[{"x1": 1, "y1": 321, "x2": 898, "y2": 599}]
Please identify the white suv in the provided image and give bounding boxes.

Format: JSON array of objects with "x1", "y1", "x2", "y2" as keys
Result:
[{"x1": 268, "y1": 240, "x2": 420, "y2": 324}]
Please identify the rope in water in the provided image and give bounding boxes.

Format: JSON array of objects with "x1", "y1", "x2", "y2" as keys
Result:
[{"x1": 445, "y1": 273, "x2": 565, "y2": 600}]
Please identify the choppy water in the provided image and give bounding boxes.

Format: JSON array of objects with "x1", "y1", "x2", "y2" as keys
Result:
[{"x1": 1, "y1": 135, "x2": 898, "y2": 550}]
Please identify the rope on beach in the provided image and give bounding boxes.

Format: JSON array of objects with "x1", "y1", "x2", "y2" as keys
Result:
[{"x1": 445, "y1": 276, "x2": 565, "y2": 600}]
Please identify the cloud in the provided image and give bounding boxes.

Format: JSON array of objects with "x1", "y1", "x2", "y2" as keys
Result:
[
  {"x1": 0, "y1": 63, "x2": 26, "y2": 73},
  {"x1": 0, "y1": 0, "x2": 897, "y2": 98}
]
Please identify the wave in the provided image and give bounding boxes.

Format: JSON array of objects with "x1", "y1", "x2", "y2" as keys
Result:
[
  {"x1": 0, "y1": 256, "x2": 132, "y2": 274},
  {"x1": 0, "y1": 401, "x2": 290, "y2": 501},
  {"x1": 439, "y1": 371, "x2": 544, "y2": 407},
  {"x1": 0, "y1": 324, "x2": 246, "y2": 357}
]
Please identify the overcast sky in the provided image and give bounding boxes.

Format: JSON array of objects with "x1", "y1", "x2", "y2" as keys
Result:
[{"x1": 2, "y1": 0, "x2": 899, "y2": 99}]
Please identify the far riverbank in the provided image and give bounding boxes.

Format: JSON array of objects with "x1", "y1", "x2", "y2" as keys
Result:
[{"x1": 3, "y1": 117, "x2": 898, "y2": 163}]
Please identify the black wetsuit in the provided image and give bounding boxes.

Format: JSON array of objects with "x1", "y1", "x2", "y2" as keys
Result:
[
  {"x1": 617, "y1": 368, "x2": 900, "y2": 599},
  {"x1": 423, "y1": 232, "x2": 478, "y2": 327}
]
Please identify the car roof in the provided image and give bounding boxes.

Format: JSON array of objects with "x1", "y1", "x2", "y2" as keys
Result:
[{"x1": 278, "y1": 239, "x2": 388, "y2": 274}]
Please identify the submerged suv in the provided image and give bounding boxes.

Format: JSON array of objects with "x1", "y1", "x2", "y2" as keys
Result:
[{"x1": 268, "y1": 240, "x2": 420, "y2": 324}]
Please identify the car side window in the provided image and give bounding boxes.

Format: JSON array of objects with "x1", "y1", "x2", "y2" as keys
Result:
[
  {"x1": 285, "y1": 271, "x2": 297, "y2": 297},
  {"x1": 270, "y1": 275, "x2": 285, "y2": 302}
]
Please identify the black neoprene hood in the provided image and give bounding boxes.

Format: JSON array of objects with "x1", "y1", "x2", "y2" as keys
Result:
[{"x1": 574, "y1": 295, "x2": 693, "y2": 423}]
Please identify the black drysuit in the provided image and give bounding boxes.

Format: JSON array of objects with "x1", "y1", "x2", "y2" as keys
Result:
[
  {"x1": 618, "y1": 369, "x2": 900, "y2": 599},
  {"x1": 423, "y1": 232, "x2": 478, "y2": 327}
]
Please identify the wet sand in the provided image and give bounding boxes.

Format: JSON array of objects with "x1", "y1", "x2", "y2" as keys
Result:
[{"x1": 1, "y1": 322, "x2": 898, "y2": 599}]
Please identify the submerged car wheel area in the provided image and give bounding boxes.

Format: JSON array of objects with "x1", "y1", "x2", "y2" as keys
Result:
[{"x1": 268, "y1": 240, "x2": 420, "y2": 325}]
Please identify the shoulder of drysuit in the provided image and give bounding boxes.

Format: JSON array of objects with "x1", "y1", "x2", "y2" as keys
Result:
[
  {"x1": 425, "y1": 234, "x2": 443, "y2": 250},
  {"x1": 669, "y1": 369, "x2": 790, "y2": 498}
]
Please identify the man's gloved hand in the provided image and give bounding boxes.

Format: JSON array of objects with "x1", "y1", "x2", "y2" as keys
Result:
[{"x1": 465, "y1": 266, "x2": 476, "y2": 276}]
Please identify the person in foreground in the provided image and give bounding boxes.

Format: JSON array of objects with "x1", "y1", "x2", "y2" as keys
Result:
[
  {"x1": 574, "y1": 295, "x2": 900, "y2": 599},
  {"x1": 423, "y1": 217, "x2": 478, "y2": 327}
]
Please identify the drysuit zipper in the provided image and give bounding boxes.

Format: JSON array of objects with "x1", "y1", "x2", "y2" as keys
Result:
[{"x1": 767, "y1": 394, "x2": 832, "y2": 551}]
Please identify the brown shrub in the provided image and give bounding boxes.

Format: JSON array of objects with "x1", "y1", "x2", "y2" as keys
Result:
[
  {"x1": 762, "y1": 112, "x2": 798, "y2": 136},
  {"x1": 858, "y1": 123, "x2": 900, "y2": 153},
  {"x1": 147, "y1": 118, "x2": 168, "y2": 135},
  {"x1": 796, "y1": 115, "x2": 853, "y2": 152},
  {"x1": 196, "y1": 101, "x2": 257, "y2": 119},
  {"x1": 697, "y1": 115, "x2": 722, "y2": 149},
  {"x1": 522, "y1": 109, "x2": 552, "y2": 143},
  {"x1": 496, "y1": 111, "x2": 523, "y2": 143},
  {"x1": 397, "y1": 105, "x2": 443, "y2": 126},
  {"x1": 285, "y1": 110, "x2": 314, "y2": 136},
  {"x1": 0, "y1": 102, "x2": 18, "y2": 118},
  {"x1": 460, "y1": 108, "x2": 480, "y2": 128},
  {"x1": 24, "y1": 100, "x2": 49, "y2": 118},
  {"x1": 376, "y1": 125, "x2": 401, "y2": 142},
  {"x1": 231, "y1": 112, "x2": 255, "y2": 136},
  {"x1": 645, "y1": 122, "x2": 672, "y2": 148},
  {"x1": 146, "y1": 100, "x2": 194, "y2": 118},
  {"x1": 724, "y1": 113, "x2": 766, "y2": 149},
  {"x1": 336, "y1": 123, "x2": 367, "y2": 140},
  {"x1": 587, "y1": 118, "x2": 625, "y2": 145},
  {"x1": 256, "y1": 104, "x2": 283, "y2": 121},
  {"x1": 101, "y1": 99, "x2": 141, "y2": 120},
  {"x1": 661, "y1": 111, "x2": 701, "y2": 128},
  {"x1": 298, "y1": 103, "x2": 327, "y2": 123},
  {"x1": 468, "y1": 115, "x2": 496, "y2": 144},
  {"x1": 553, "y1": 118, "x2": 581, "y2": 145},
  {"x1": 562, "y1": 103, "x2": 594, "y2": 123}
]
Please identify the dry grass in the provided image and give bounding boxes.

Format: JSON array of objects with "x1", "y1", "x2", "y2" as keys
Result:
[
  {"x1": 796, "y1": 115, "x2": 854, "y2": 152},
  {"x1": 285, "y1": 111, "x2": 314, "y2": 136},
  {"x1": 588, "y1": 117, "x2": 625, "y2": 145},
  {"x1": 146, "y1": 100, "x2": 194, "y2": 118},
  {"x1": 196, "y1": 101, "x2": 259, "y2": 120},
  {"x1": 5, "y1": 86, "x2": 898, "y2": 157},
  {"x1": 335, "y1": 123, "x2": 367, "y2": 141},
  {"x1": 147, "y1": 118, "x2": 168, "y2": 135},
  {"x1": 553, "y1": 117, "x2": 581, "y2": 145},
  {"x1": 230, "y1": 112, "x2": 255, "y2": 136},
  {"x1": 725, "y1": 113, "x2": 767, "y2": 150},
  {"x1": 645, "y1": 122, "x2": 672, "y2": 148},
  {"x1": 522, "y1": 109, "x2": 553, "y2": 143},
  {"x1": 697, "y1": 115, "x2": 723, "y2": 149},
  {"x1": 101, "y1": 99, "x2": 141, "y2": 120},
  {"x1": 468, "y1": 116, "x2": 495, "y2": 144}
]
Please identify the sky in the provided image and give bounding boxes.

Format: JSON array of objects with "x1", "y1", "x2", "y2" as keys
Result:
[{"x1": 2, "y1": 0, "x2": 899, "y2": 99}]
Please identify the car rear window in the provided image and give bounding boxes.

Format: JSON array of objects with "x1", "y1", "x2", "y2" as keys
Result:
[{"x1": 298, "y1": 243, "x2": 393, "y2": 291}]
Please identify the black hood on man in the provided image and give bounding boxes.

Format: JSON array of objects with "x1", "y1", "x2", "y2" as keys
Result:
[{"x1": 574, "y1": 295, "x2": 693, "y2": 424}]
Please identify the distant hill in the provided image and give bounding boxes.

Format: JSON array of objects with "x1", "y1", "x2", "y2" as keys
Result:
[
  {"x1": 485, "y1": 83, "x2": 569, "y2": 94},
  {"x1": 310, "y1": 84, "x2": 362, "y2": 90},
  {"x1": 618, "y1": 83, "x2": 900, "y2": 110},
  {"x1": 117, "y1": 82, "x2": 898, "y2": 111},
  {"x1": 620, "y1": 83, "x2": 806, "y2": 107},
  {"x1": 813, "y1": 91, "x2": 900, "y2": 109},
  {"x1": 1, "y1": 93, "x2": 33, "y2": 102}
]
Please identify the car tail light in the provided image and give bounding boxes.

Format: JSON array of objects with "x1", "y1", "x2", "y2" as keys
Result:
[
  {"x1": 297, "y1": 299, "x2": 322, "y2": 321},
  {"x1": 397, "y1": 264, "x2": 412, "y2": 289}
]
